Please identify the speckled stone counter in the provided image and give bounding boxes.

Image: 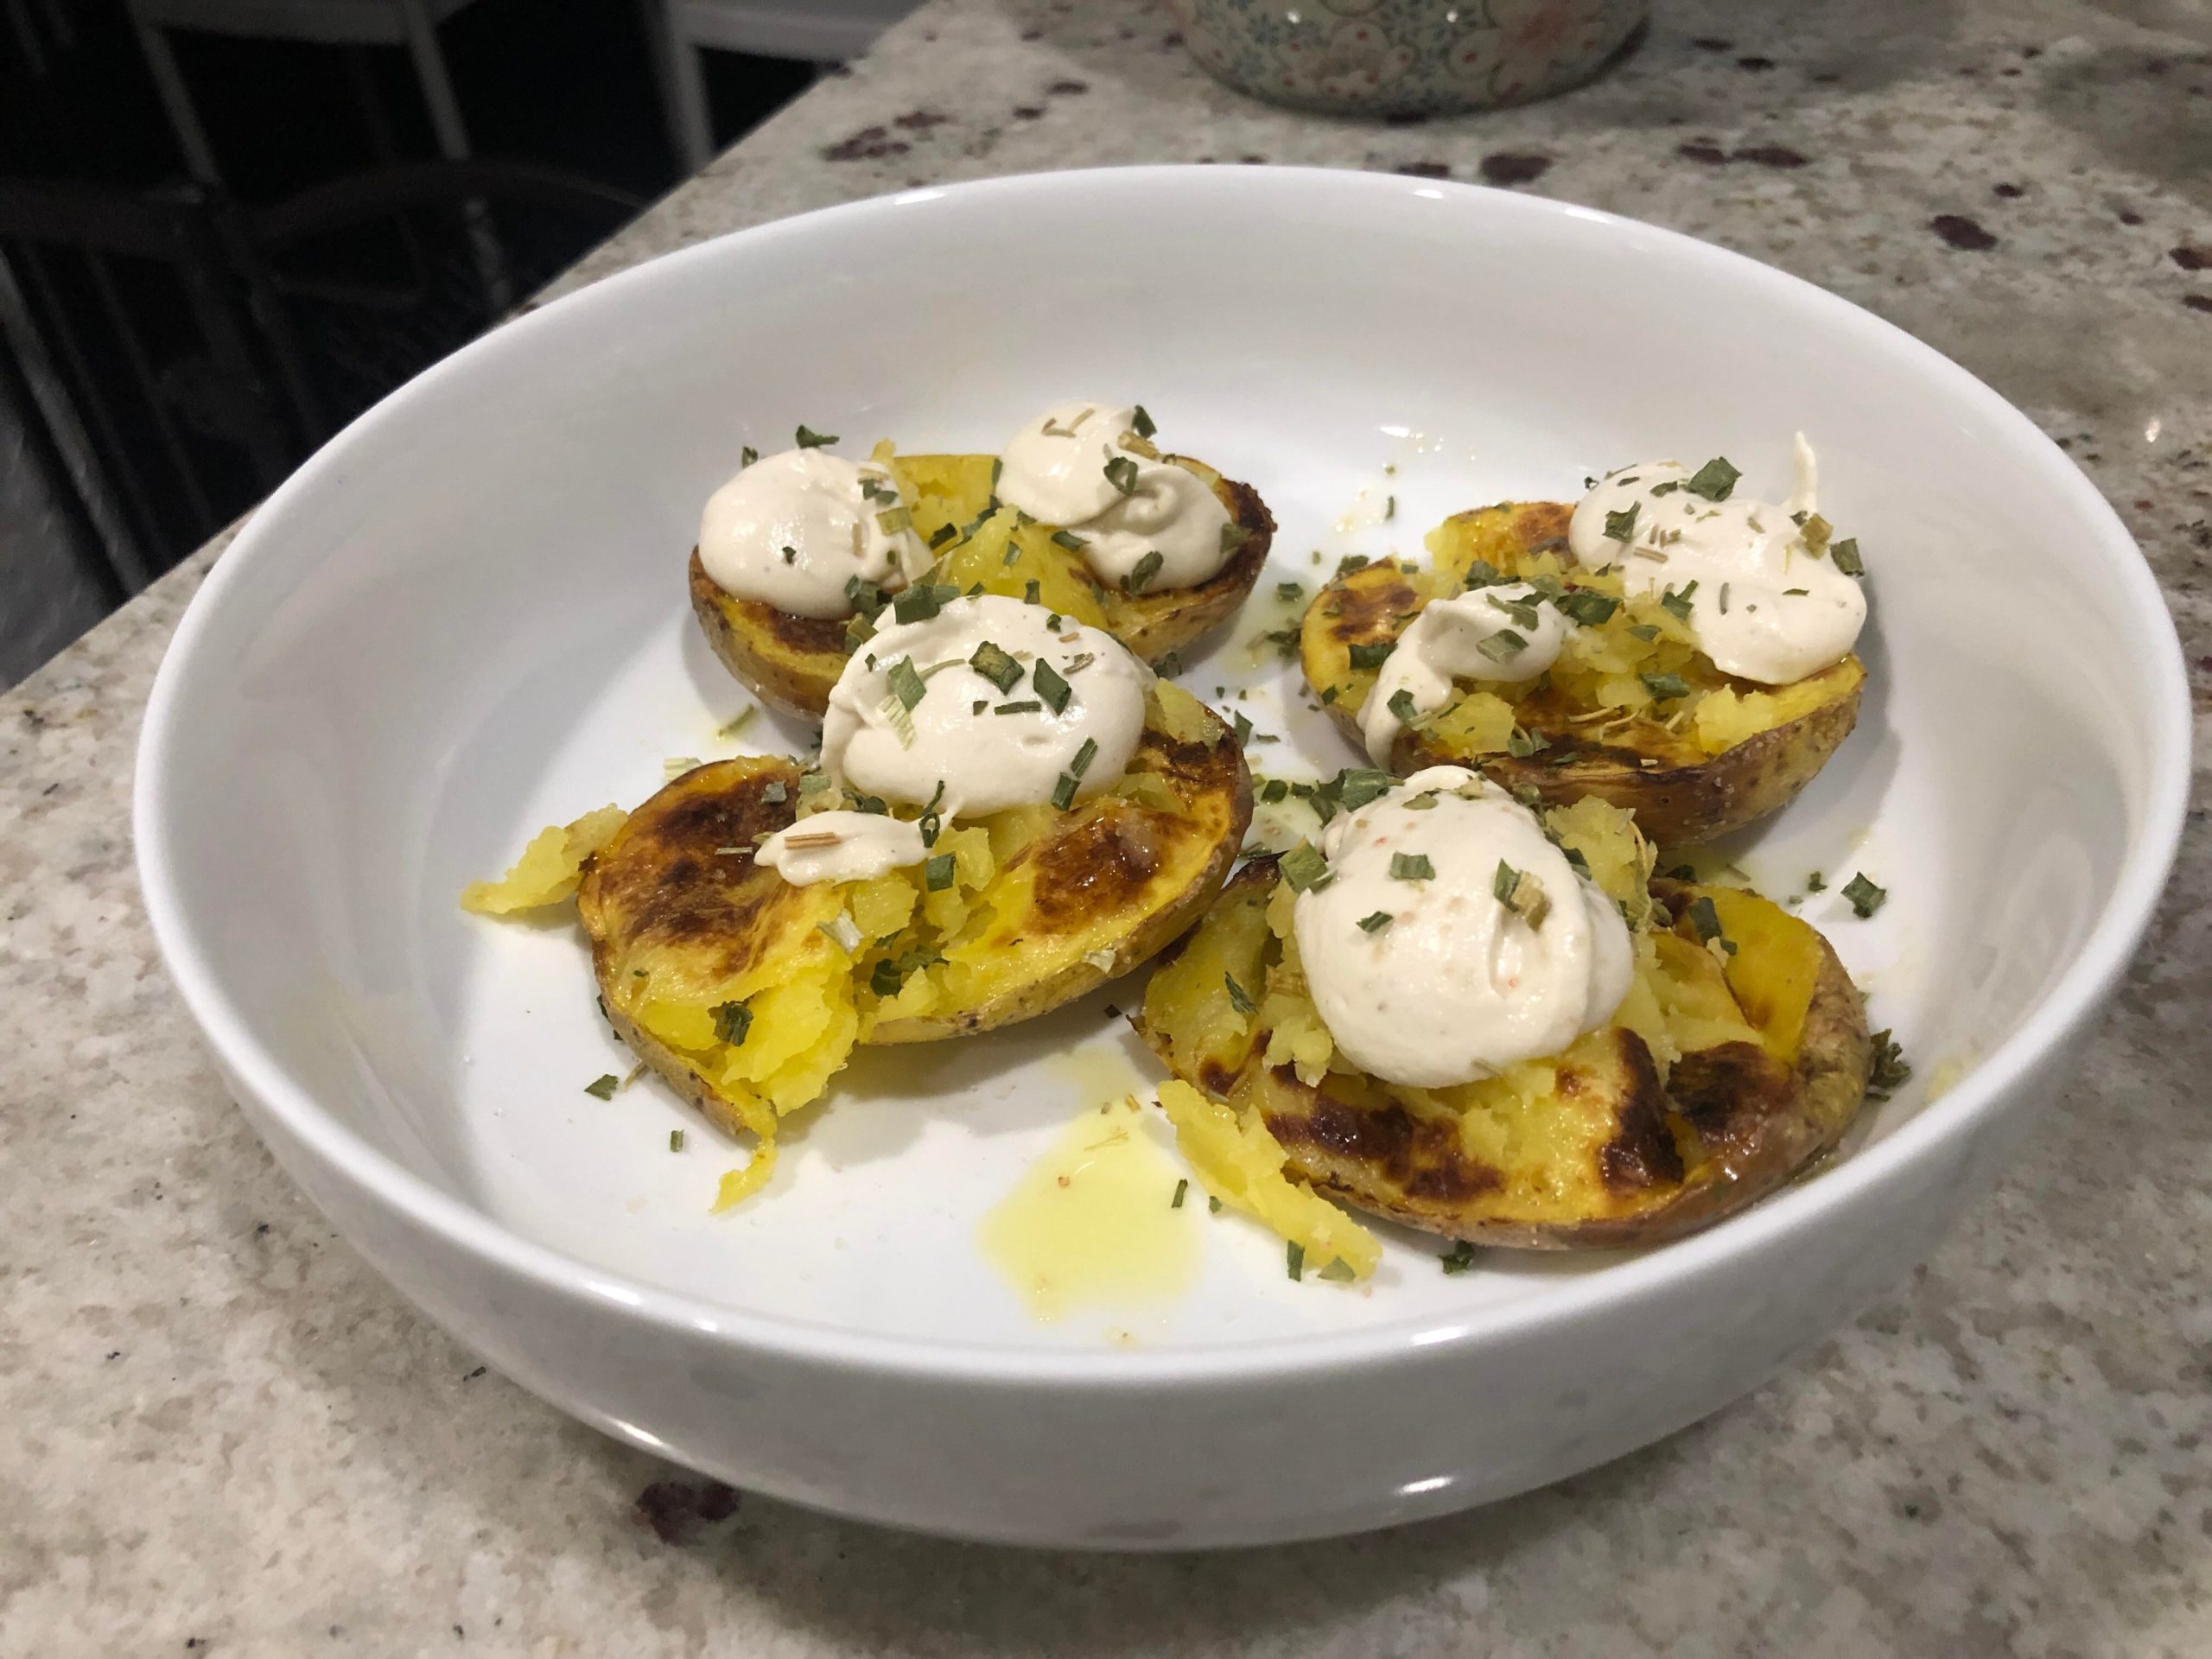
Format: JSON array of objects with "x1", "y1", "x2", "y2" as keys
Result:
[{"x1": 5, "y1": 1, "x2": 2208, "y2": 1652}]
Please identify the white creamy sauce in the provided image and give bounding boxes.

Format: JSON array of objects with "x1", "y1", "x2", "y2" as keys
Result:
[
  {"x1": 1360, "y1": 582, "x2": 1567, "y2": 766},
  {"x1": 1292, "y1": 766, "x2": 1633, "y2": 1089},
  {"x1": 755, "y1": 810, "x2": 927, "y2": 887},
  {"x1": 995, "y1": 403, "x2": 1235, "y2": 592},
  {"x1": 699, "y1": 448, "x2": 928, "y2": 620},
  {"x1": 820, "y1": 593, "x2": 1149, "y2": 817},
  {"x1": 1564, "y1": 438, "x2": 1865, "y2": 684}
]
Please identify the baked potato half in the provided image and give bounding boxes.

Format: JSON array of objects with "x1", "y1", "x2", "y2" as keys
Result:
[
  {"x1": 574, "y1": 681, "x2": 1251, "y2": 1153},
  {"x1": 1300, "y1": 502, "x2": 1864, "y2": 845},
  {"x1": 1135, "y1": 804, "x2": 1872, "y2": 1249},
  {"x1": 691, "y1": 452, "x2": 1274, "y2": 717}
]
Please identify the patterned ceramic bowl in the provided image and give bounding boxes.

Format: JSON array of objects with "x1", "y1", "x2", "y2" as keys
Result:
[{"x1": 1165, "y1": 0, "x2": 1647, "y2": 116}]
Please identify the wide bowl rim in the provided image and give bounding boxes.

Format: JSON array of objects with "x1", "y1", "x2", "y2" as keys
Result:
[{"x1": 134, "y1": 164, "x2": 2193, "y2": 1388}]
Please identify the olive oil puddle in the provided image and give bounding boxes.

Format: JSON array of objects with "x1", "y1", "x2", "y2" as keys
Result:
[{"x1": 979, "y1": 1082, "x2": 1200, "y2": 1325}]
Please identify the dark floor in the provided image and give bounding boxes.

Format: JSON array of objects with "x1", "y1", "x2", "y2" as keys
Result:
[{"x1": 0, "y1": 0, "x2": 816, "y2": 685}]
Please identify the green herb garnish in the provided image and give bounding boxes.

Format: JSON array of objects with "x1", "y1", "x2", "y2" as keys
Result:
[
  {"x1": 1388, "y1": 688, "x2": 1421, "y2": 723},
  {"x1": 927, "y1": 522, "x2": 958, "y2": 550},
  {"x1": 1390, "y1": 852, "x2": 1435, "y2": 882},
  {"x1": 1440, "y1": 1240, "x2": 1477, "y2": 1274},
  {"x1": 969, "y1": 639, "x2": 1023, "y2": 692},
  {"x1": 1070, "y1": 736, "x2": 1099, "y2": 778},
  {"x1": 925, "y1": 852, "x2": 956, "y2": 891},
  {"x1": 794, "y1": 423, "x2": 836, "y2": 448},
  {"x1": 1103, "y1": 454, "x2": 1140, "y2": 496},
  {"x1": 1276, "y1": 581, "x2": 1305, "y2": 603},
  {"x1": 1506, "y1": 725, "x2": 1549, "y2": 758},
  {"x1": 1286, "y1": 1241, "x2": 1305, "y2": 1282},
  {"x1": 1478, "y1": 628, "x2": 1528, "y2": 663},
  {"x1": 891, "y1": 582, "x2": 955, "y2": 624},
  {"x1": 1660, "y1": 581, "x2": 1700, "y2": 621},
  {"x1": 1347, "y1": 641, "x2": 1393, "y2": 671},
  {"x1": 1131, "y1": 404, "x2": 1157, "y2": 439},
  {"x1": 1031, "y1": 658, "x2": 1072, "y2": 714},
  {"x1": 886, "y1": 656, "x2": 926, "y2": 711},
  {"x1": 1867, "y1": 1029, "x2": 1911, "y2": 1099},
  {"x1": 670, "y1": 1129, "x2": 685, "y2": 1151},
  {"x1": 583, "y1": 1074, "x2": 620, "y2": 1100},
  {"x1": 1357, "y1": 911, "x2": 1393, "y2": 934},
  {"x1": 740, "y1": 445, "x2": 759, "y2": 467},
  {"x1": 1337, "y1": 554, "x2": 1370, "y2": 578},
  {"x1": 1685, "y1": 456, "x2": 1740, "y2": 500},
  {"x1": 1604, "y1": 502, "x2": 1641, "y2": 543},
  {"x1": 1224, "y1": 973, "x2": 1256, "y2": 1016},
  {"x1": 994, "y1": 699, "x2": 1043, "y2": 715},
  {"x1": 1258, "y1": 778, "x2": 1289, "y2": 803},
  {"x1": 1280, "y1": 842, "x2": 1333, "y2": 893},
  {"x1": 1640, "y1": 671, "x2": 1690, "y2": 702},
  {"x1": 1122, "y1": 549, "x2": 1165, "y2": 593},
  {"x1": 1686, "y1": 894, "x2": 1735, "y2": 954},
  {"x1": 1554, "y1": 589, "x2": 1619, "y2": 627},
  {"x1": 1841, "y1": 872, "x2": 1888, "y2": 917},
  {"x1": 1050, "y1": 772, "x2": 1078, "y2": 810},
  {"x1": 1830, "y1": 537, "x2": 1865, "y2": 576},
  {"x1": 711, "y1": 1001, "x2": 753, "y2": 1046},
  {"x1": 1171, "y1": 1178, "x2": 1188, "y2": 1209}
]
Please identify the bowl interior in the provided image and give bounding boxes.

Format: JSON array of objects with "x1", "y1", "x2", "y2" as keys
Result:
[{"x1": 140, "y1": 169, "x2": 2181, "y2": 1357}]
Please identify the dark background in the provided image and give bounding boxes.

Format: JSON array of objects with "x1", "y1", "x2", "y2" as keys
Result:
[{"x1": 0, "y1": 0, "x2": 838, "y2": 686}]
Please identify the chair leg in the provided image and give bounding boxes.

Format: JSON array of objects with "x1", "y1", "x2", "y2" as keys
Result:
[
  {"x1": 638, "y1": 0, "x2": 715, "y2": 171},
  {"x1": 391, "y1": 0, "x2": 512, "y2": 312},
  {"x1": 132, "y1": 16, "x2": 223, "y2": 184}
]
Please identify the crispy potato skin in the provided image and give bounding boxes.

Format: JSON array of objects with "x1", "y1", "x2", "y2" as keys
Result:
[
  {"x1": 577, "y1": 755, "x2": 812, "y2": 1140},
  {"x1": 578, "y1": 702, "x2": 1251, "y2": 1128},
  {"x1": 868, "y1": 700, "x2": 1252, "y2": 1043},
  {"x1": 1135, "y1": 862, "x2": 1872, "y2": 1249},
  {"x1": 690, "y1": 459, "x2": 1274, "y2": 716},
  {"x1": 689, "y1": 553, "x2": 846, "y2": 720},
  {"x1": 1300, "y1": 504, "x2": 1864, "y2": 846}
]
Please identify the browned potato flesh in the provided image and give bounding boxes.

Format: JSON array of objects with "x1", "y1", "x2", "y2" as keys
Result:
[
  {"x1": 1300, "y1": 502, "x2": 1864, "y2": 845},
  {"x1": 692, "y1": 454, "x2": 1274, "y2": 717}
]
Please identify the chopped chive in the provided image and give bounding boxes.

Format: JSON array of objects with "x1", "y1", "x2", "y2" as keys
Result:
[
  {"x1": 1485, "y1": 589, "x2": 1542, "y2": 631},
  {"x1": 1103, "y1": 454, "x2": 1140, "y2": 496},
  {"x1": 1224, "y1": 973, "x2": 1256, "y2": 1015},
  {"x1": 969, "y1": 639, "x2": 1024, "y2": 692},
  {"x1": 1050, "y1": 528, "x2": 1087, "y2": 551},
  {"x1": 795, "y1": 424, "x2": 837, "y2": 448},
  {"x1": 1220, "y1": 522, "x2": 1251, "y2": 556},
  {"x1": 1171, "y1": 1178, "x2": 1188, "y2": 1209},
  {"x1": 1276, "y1": 581, "x2": 1305, "y2": 603},
  {"x1": 886, "y1": 656, "x2": 926, "y2": 711},
  {"x1": 1551, "y1": 589, "x2": 1619, "y2": 628},
  {"x1": 1640, "y1": 671, "x2": 1689, "y2": 701},
  {"x1": 1660, "y1": 581, "x2": 1700, "y2": 621},
  {"x1": 1287, "y1": 1241, "x2": 1305, "y2": 1281},
  {"x1": 1031, "y1": 658, "x2": 1073, "y2": 713},
  {"x1": 1051, "y1": 771, "x2": 1078, "y2": 810},
  {"x1": 1627, "y1": 623, "x2": 1661, "y2": 642},
  {"x1": 1685, "y1": 456, "x2": 1740, "y2": 500},
  {"x1": 711, "y1": 1001, "x2": 753, "y2": 1046},
  {"x1": 1122, "y1": 548, "x2": 1166, "y2": 593},
  {"x1": 1023, "y1": 578, "x2": 1041, "y2": 605},
  {"x1": 1333, "y1": 768, "x2": 1393, "y2": 810},
  {"x1": 993, "y1": 699, "x2": 1043, "y2": 715},
  {"x1": 1461, "y1": 557, "x2": 1503, "y2": 589},
  {"x1": 891, "y1": 582, "x2": 953, "y2": 624},
  {"x1": 1070, "y1": 736, "x2": 1099, "y2": 777},
  {"x1": 1347, "y1": 641, "x2": 1393, "y2": 671},
  {"x1": 1336, "y1": 554, "x2": 1370, "y2": 578},
  {"x1": 1805, "y1": 871, "x2": 1827, "y2": 893},
  {"x1": 1477, "y1": 627, "x2": 1528, "y2": 662},
  {"x1": 928, "y1": 522, "x2": 958, "y2": 549},
  {"x1": 1388, "y1": 687, "x2": 1421, "y2": 723},
  {"x1": 1841, "y1": 872, "x2": 1888, "y2": 917},
  {"x1": 868, "y1": 957, "x2": 906, "y2": 997},
  {"x1": 1357, "y1": 911, "x2": 1393, "y2": 934},
  {"x1": 1604, "y1": 502, "x2": 1641, "y2": 543},
  {"x1": 1389, "y1": 852, "x2": 1435, "y2": 881},
  {"x1": 670, "y1": 1129, "x2": 685, "y2": 1152},
  {"x1": 780, "y1": 544, "x2": 798, "y2": 564},
  {"x1": 584, "y1": 1074, "x2": 620, "y2": 1100},
  {"x1": 1440, "y1": 1240, "x2": 1477, "y2": 1274},
  {"x1": 1258, "y1": 778, "x2": 1290, "y2": 803},
  {"x1": 1867, "y1": 1029, "x2": 1911, "y2": 1098},
  {"x1": 1831, "y1": 537, "x2": 1865, "y2": 576},
  {"x1": 1505, "y1": 725, "x2": 1550, "y2": 758},
  {"x1": 925, "y1": 852, "x2": 957, "y2": 891},
  {"x1": 1384, "y1": 494, "x2": 1397, "y2": 521},
  {"x1": 741, "y1": 445, "x2": 759, "y2": 467},
  {"x1": 1131, "y1": 404, "x2": 1157, "y2": 439},
  {"x1": 1719, "y1": 582, "x2": 1731, "y2": 614},
  {"x1": 1209, "y1": 1195, "x2": 1224, "y2": 1214},
  {"x1": 1686, "y1": 895, "x2": 1735, "y2": 955},
  {"x1": 1280, "y1": 842, "x2": 1333, "y2": 893}
]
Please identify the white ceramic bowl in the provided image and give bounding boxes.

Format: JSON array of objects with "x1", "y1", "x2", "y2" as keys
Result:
[{"x1": 136, "y1": 168, "x2": 2190, "y2": 1549}]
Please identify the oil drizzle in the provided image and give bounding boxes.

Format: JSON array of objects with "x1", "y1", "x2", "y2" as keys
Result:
[{"x1": 979, "y1": 1097, "x2": 1200, "y2": 1323}]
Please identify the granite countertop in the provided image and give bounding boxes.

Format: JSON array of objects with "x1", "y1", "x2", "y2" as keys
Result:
[{"x1": 5, "y1": 0, "x2": 2208, "y2": 1651}]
